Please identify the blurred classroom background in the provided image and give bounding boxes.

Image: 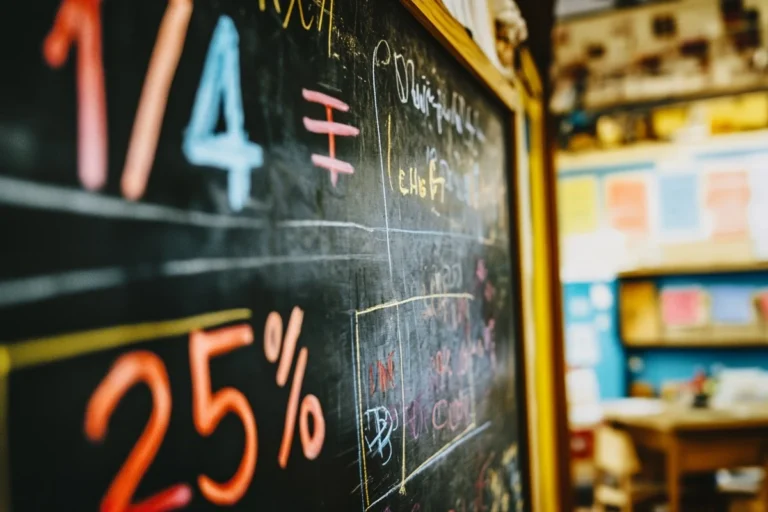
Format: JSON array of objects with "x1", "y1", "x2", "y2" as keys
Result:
[{"x1": 551, "y1": 0, "x2": 768, "y2": 510}]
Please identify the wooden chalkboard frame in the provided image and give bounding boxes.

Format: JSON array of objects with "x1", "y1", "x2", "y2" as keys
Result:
[
  {"x1": 401, "y1": 1, "x2": 520, "y2": 112},
  {"x1": 514, "y1": 47, "x2": 572, "y2": 511},
  {"x1": 397, "y1": 2, "x2": 536, "y2": 508}
]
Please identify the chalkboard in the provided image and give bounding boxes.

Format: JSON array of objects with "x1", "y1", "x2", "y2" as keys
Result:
[{"x1": 0, "y1": 0, "x2": 529, "y2": 510}]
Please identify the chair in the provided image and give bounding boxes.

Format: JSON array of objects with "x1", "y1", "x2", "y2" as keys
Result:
[
  {"x1": 719, "y1": 468, "x2": 766, "y2": 512},
  {"x1": 593, "y1": 425, "x2": 666, "y2": 512}
]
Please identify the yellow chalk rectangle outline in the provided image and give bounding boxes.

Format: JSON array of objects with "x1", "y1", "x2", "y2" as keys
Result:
[
  {"x1": 356, "y1": 293, "x2": 473, "y2": 316},
  {"x1": 0, "y1": 350, "x2": 9, "y2": 512},
  {"x1": 354, "y1": 293, "x2": 475, "y2": 508},
  {"x1": 0, "y1": 307, "x2": 252, "y2": 511}
]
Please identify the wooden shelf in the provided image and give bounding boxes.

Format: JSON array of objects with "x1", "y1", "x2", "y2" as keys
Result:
[
  {"x1": 552, "y1": 84, "x2": 768, "y2": 116},
  {"x1": 625, "y1": 340, "x2": 768, "y2": 349},
  {"x1": 618, "y1": 261, "x2": 768, "y2": 279},
  {"x1": 624, "y1": 340, "x2": 768, "y2": 350}
]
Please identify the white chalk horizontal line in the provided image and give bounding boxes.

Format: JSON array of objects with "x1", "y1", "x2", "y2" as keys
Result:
[
  {"x1": 277, "y1": 219, "x2": 376, "y2": 233},
  {"x1": 0, "y1": 254, "x2": 381, "y2": 309},
  {"x1": 0, "y1": 175, "x2": 268, "y2": 229},
  {"x1": 0, "y1": 176, "x2": 504, "y2": 245}
]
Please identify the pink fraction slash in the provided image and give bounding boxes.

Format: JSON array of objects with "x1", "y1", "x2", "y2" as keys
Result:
[
  {"x1": 122, "y1": 0, "x2": 193, "y2": 200},
  {"x1": 44, "y1": 0, "x2": 107, "y2": 191},
  {"x1": 302, "y1": 88, "x2": 359, "y2": 186}
]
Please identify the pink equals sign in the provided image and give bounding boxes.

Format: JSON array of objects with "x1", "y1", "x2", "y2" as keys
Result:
[{"x1": 302, "y1": 89, "x2": 360, "y2": 187}]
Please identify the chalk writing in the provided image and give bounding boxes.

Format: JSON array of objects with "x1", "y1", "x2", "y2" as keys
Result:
[
  {"x1": 77, "y1": 308, "x2": 325, "y2": 509},
  {"x1": 502, "y1": 444, "x2": 524, "y2": 512},
  {"x1": 369, "y1": 350, "x2": 397, "y2": 396},
  {"x1": 85, "y1": 351, "x2": 193, "y2": 512},
  {"x1": 45, "y1": 0, "x2": 193, "y2": 199},
  {"x1": 422, "y1": 290, "x2": 470, "y2": 333},
  {"x1": 364, "y1": 406, "x2": 395, "y2": 465},
  {"x1": 190, "y1": 325, "x2": 257, "y2": 504},
  {"x1": 259, "y1": 0, "x2": 335, "y2": 57},
  {"x1": 476, "y1": 260, "x2": 488, "y2": 282},
  {"x1": 302, "y1": 89, "x2": 360, "y2": 187},
  {"x1": 398, "y1": 166, "x2": 427, "y2": 198},
  {"x1": 183, "y1": 15, "x2": 264, "y2": 212},
  {"x1": 445, "y1": 452, "x2": 514, "y2": 512},
  {"x1": 431, "y1": 393, "x2": 472, "y2": 433},
  {"x1": 373, "y1": 40, "x2": 485, "y2": 146},
  {"x1": 386, "y1": 122, "x2": 482, "y2": 215},
  {"x1": 432, "y1": 348, "x2": 452, "y2": 377},
  {"x1": 382, "y1": 391, "x2": 474, "y2": 442},
  {"x1": 383, "y1": 451, "x2": 518, "y2": 512},
  {"x1": 428, "y1": 147, "x2": 481, "y2": 210},
  {"x1": 121, "y1": 0, "x2": 193, "y2": 200},
  {"x1": 12, "y1": 0, "x2": 522, "y2": 509},
  {"x1": 44, "y1": 0, "x2": 107, "y2": 191},
  {"x1": 263, "y1": 307, "x2": 325, "y2": 468}
]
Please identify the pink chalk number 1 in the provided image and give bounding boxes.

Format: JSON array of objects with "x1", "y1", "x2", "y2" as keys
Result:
[
  {"x1": 43, "y1": 0, "x2": 192, "y2": 198},
  {"x1": 44, "y1": 0, "x2": 107, "y2": 191}
]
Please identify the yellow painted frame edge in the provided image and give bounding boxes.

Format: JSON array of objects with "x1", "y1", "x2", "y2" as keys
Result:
[
  {"x1": 0, "y1": 348, "x2": 10, "y2": 512},
  {"x1": 514, "y1": 46, "x2": 570, "y2": 512}
]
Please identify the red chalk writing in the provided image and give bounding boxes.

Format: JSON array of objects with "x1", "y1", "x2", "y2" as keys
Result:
[
  {"x1": 369, "y1": 350, "x2": 397, "y2": 396},
  {"x1": 82, "y1": 308, "x2": 325, "y2": 510}
]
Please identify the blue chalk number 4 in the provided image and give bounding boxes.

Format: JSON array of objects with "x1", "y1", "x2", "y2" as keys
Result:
[{"x1": 183, "y1": 15, "x2": 263, "y2": 212}]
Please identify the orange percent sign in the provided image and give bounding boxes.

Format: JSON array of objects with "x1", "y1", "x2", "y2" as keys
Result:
[{"x1": 263, "y1": 307, "x2": 326, "y2": 468}]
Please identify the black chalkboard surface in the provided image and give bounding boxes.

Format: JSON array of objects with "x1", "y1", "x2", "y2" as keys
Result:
[{"x1": 0, "y1": 0, "x2": 528, "y2": 510}]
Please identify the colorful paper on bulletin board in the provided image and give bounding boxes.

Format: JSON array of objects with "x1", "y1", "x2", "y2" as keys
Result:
[
  {"x1": 660, "y1": 287, "x2": 705, "y2": 327},
  {"x1": 756, "y1": 291, "x2": 768, "y2": 322},
  {"x1": 605, "y1": 175, "x2": 649, "y2": 233},
  {"x1": 620, "y1": 280, "x2": 660, "y2": 341},
  {"x1": 710, "y1": 285, "x2": 753, "y2": 325},
  {"x1": 558, "y1": 176, "x2": 598, "y2": 235},
  {"x1": 566, "y1": 322, "x2": 600, "y2": 367},
  {"x1": 749, "y1": 163, "x2": 768, "y2": 258},
  {"x1": 706, "y1": 170, "x2": 750, "y2": 239},
  {"x1": 658, "y1": 173, "x2": 700, "y2": 234}
]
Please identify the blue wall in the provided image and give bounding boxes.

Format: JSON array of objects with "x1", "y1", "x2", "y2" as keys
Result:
[
  {"x1": 630, "y1": 348, "x2": 768, "y2": 390},
  {"x1": 563, "y1": 281, "x2": 626, "y2": 399}
]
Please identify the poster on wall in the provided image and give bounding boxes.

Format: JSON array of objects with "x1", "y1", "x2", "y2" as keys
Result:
[
  {"x1": 710, "y1": 285, "x2": 754, "y2": 325},
  {"x1": 605, "y1": 174, "x2": 650, "y2": 234},
  {"x1": 558, "y1": 176, "x2": 599, "y2": 236},
  {"x1": 705, "y1": 170, "x2": 751, "y2": 240},
  {"x1": 658, "y1": 173, "x2": 701, "y2": 240},
  {"x1": 749, "y1": 156, "x2": 768, "y2": 259},
  {"x1": 660, "y1": 286, "x2": 707, "y2": 328}
]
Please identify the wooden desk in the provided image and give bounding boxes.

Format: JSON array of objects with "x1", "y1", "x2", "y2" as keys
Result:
[{"x1": 604, "y1": 404, "x2": 768, "y2": 512}]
